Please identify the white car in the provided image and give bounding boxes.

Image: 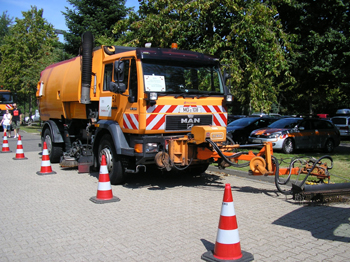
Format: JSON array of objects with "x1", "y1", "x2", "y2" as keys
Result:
[{"x1": 24, "y1": 109, "x2": 40, "y2": 125}]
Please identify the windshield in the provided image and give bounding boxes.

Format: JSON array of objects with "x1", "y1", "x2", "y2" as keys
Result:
[
  {"x1": 228, "y1": 117, "x2": 258, "y2": 126},
  {"x1": 268, "y1": 118, "x2": 302, "y2": 128},
  {"x1": 142, "y1": 60, "x2": 224, "y2": 95},
  {"x1": 0, "y1": 93, "x2": 13, "y2": 104}
]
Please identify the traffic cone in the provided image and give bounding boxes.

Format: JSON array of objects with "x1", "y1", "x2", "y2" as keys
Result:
[
  {"x1": 90, "y1": 155, "x2": 120, "y2": 204},
  {"x1": 36, "y1": 142, "x2": 56, "y2": 175},
  {"x1": 1, "y1": 131, "x2": 11, "y2": 153},
  {"x1": 201, "y1": 184, "x2": 254, "y2": 262},
  {"x1": 13, "y1": 135, "x2": 28, "y2": 160}
]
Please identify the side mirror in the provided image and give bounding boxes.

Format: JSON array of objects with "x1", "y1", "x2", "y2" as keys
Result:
[
  {"x1": 109, "y1": 82, "x2": 126, "y2": 94},
  {"x1": 223, "y1": 68, "x2": 232, "y2": 82},
  {"x1": 128, "y1": 96, "x2": 136, "y2": 103},
  {"x1": 298, "y1": 126, "x2": 305, "y2": 131},
  {"x1": 114, "y1": 61, "x2": 125, "y2": 83}
]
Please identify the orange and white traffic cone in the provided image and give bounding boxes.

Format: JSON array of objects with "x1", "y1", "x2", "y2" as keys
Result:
[
  {"x1": 201, "y1": 183, "x2": 254, "y2": 262},
  {"x1": 36, "y1": 142, "x2": 57, "y2": 175},
  {"x1": 13, "y1": 135, "x2": 28, "y2": 160},
  {"x1": 1, "y1": 131, "x2": 11, "y2": 153},
  {"x1": 90, "y1": 155, "x2": 120, "y2": 204}
]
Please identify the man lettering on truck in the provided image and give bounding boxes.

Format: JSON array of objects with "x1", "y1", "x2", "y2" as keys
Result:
[{"x1": 11, "y1": 103, "x2": 22, "y2": 138}]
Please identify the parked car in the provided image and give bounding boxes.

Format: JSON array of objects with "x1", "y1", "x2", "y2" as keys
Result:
[
  {"x1": 249, "y1": 118, "x2": 340, "y2": 154},
  {"x1": 331, "y1": 109, "x2": 350, "y2": 138},
  {"x1": 226, "y1": 117, "x2": 279, "y2": 144},
  {"x1": 227, "y1": 115, "x2": 246, "y2": 124},
  {"x1": 24, "y1": 109, "x2": 40, "y2": 126}
]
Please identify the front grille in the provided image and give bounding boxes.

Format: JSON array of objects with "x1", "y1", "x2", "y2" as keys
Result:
[{"x1": 165, "y1": 115, "x2": 212, "y2": 131}]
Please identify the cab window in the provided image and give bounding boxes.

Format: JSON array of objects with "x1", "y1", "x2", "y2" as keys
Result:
[
  {"x1": 103, "y1": 63, "x2": 113, "y2": 91},
  {"x1": 120, "y1": 58, "x2": 137, "y2": 101}
]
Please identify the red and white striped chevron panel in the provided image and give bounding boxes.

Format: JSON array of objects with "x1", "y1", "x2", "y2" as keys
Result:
[
  {"x1": 123, "y1": 113, "x2": 139, "y2": 130},
  {"x1": 146, "y1": 105, "x2": 227, "y2": 131}
]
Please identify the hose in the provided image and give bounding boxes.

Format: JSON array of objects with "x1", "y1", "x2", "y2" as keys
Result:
[
  {"x1": 299, "y1": 155, "x2": 333, "y2": 187},
  {"x1": 206, "y1": 139, "x2": 250, "y2": 168}
]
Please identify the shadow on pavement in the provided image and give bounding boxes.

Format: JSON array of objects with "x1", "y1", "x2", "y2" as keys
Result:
[
  {"x1": 121, "y1": 169, "x2": 227, "y2": 190},
  {"x1": 272, "y1": 205, "x2": 350, "y2": 243}
]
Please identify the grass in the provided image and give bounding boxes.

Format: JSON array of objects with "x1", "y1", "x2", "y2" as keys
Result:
[
  {"x1": 21, "y1": 123, "x2": 42, "y2": 134},
  {"x1": 221, "y1": 141, "x2": 350, "y2": 184}
]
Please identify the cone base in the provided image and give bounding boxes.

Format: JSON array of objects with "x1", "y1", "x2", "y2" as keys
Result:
[
  {"x1": 90, "y1": 196, "x2": 120, "y2": 204},
  {"x1": 201, "y1": 250, "x2": 254, "y2": 262},
  {"x1": 1, "y1": 151, "x2": 12, "y2": 153},
  {"x1": 36, "y1": 171, "x2": 57, "y2": 175},
  {"x1": 13, "y1": 157, "x2": 28, "y2": 160}
]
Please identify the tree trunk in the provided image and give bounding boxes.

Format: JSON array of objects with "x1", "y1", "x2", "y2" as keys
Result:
[{"x1": 309, "y1": 94, "x2": 313, "y2": 116}]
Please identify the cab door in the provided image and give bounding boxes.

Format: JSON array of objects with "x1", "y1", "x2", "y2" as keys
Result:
[
  {"x1": 118, "y1": 58, "x2": 139, "y2": 133},
  {"x1": 100, "y1": 58, "x2": 137, "y2": 129}
]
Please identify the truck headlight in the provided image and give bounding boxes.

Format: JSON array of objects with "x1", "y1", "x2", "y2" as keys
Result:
[{"x1": 145, "y1": 143, "x2": 158, "y2": 153}]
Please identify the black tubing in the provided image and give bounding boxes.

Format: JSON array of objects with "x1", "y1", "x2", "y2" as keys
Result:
[
  {"x1": 206, "y1": 139, "x2": 249, "y2": 168},
  {"x1": 80, "y1": 31, "x2": 93, "y2": 104}
]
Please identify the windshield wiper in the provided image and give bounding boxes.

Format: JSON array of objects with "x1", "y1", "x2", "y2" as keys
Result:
[
  {"x1": 196, "y1": 94, "x2": 209, "y2": 98},
  {"x1": 174, "y1": 93, "x2": 196, "y2": 98}
]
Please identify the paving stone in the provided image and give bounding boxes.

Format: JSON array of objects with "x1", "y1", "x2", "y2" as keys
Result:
[{"x1": 0, "y1": 133, "x2": 349, "y2": 261}]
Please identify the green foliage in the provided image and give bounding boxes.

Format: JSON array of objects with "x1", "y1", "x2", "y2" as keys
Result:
[
  {"x1": 0, "y1": 6, "x2": 64, "y2": 113},
  {"x1": 62, "y1": 0, "x2": 130, "y2": 55},
  {"x1": 0, "y1": 11, "x2": 13, "y2": 61},
  {"x1": 275, "y1": 0, "x2": 350, "y2": 114},
  {"x1": 110, "y1": 0, "x2": 294, "y2": 113}
]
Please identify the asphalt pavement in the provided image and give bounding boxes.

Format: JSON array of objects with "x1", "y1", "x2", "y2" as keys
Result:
[{"x1": 0, "y1": 132, "x2": 349, "y2": 261}]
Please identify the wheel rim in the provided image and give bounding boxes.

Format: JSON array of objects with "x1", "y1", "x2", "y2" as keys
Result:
[
  {"x1": 285, "y1": 139, "x2": 293, "y2": 153},
  {"x1": 99, "y1": 147, "x2": 113, "y2": 173},
  {"x1": 44, "y1": 135, "x2": 52, "y2": 155}
]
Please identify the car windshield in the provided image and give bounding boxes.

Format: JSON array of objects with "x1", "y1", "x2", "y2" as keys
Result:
[
  {"x1": 228, "y1": 117, "x2": 258, "y2": 126},
  {"x1": 142, "y1": 60, "x2": 224, "y2": 95},
  {"x1": 268, "y1": 118, "x2": 302, "y2": 128}
]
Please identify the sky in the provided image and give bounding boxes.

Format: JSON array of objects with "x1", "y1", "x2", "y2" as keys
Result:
[{"x1": 0, "y1": 0, "x2": 140, "y2": 41}]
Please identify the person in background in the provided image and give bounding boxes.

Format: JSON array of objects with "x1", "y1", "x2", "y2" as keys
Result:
[
  {"x1": 1, "y1": 109, "x2": 12, "y2": 137},
  {"x1": 11, "y1": 103, "x2": 22, "y2": 138}
]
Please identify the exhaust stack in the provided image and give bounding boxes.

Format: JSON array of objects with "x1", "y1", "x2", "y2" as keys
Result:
[{"x1": 80, "y1": 31, "x2": 93, "y2": 104}]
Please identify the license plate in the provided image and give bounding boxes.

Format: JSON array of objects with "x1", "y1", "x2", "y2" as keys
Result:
[
  {"x1": 180, "y1": 106, "x2": 201, "y2": 113},
  {"x1": 252, "y1": 139, "x2": 261, "y2": 143}
]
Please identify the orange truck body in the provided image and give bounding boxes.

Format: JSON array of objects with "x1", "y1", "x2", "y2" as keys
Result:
[
  {"x1": 0, "y1": 90, "x2": 15, "y2": 121},
  {"x1": 36, "y1": 33, "x2": 232, "y2": 184}
]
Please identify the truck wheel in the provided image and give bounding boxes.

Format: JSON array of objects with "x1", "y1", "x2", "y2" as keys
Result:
[
  {"x1": 98, "y1": 134, "x2": 125, "y2": 185},
  {"x1": 282, "y1": 138, "x2": 294, "y2": 154},
  {"x1": 43, "y1": 128, "x2": 63, "y2": 163}
]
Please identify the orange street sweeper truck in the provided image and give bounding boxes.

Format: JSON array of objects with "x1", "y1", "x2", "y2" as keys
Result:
[{"x1": 36, "y1": 32, "x2": 233, "y2": 184}]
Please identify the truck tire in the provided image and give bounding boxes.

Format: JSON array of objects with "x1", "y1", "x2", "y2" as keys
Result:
[
  {"x1": 43, "y1": 128, "x2": 63, "y2": 163},
  {"x1": 98, "y1": 134, "x2": 125, "y2": 185}
]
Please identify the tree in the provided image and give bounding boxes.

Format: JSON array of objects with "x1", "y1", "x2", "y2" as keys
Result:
[
  {"x1": 62, "y1": 0, "x2": 130, "y2": 55},
  {"x1": 0, "y1": 11, "x2": 13, "y2": 61},
  {"x1": 274, "y1": 0, "x2": 350, "y2": 115},
  {"x1": 111, "y1": 0, "x2": 294, "y2": 113},
  {"x1": 0, "y1": 6, "x2": 63, "y2": 115}
]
